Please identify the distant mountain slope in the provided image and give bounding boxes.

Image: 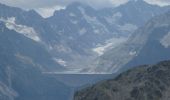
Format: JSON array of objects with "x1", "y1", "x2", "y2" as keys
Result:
[
  {"x1": 47, "y1": 0, "x2": 170, "y2": 48},
  {"x1": 0, "y1": 21, "x2": 64, "y2": 71},
  {"x1": 74, "y1": 60, "x2": 170, "y2": 100},
  {"x1": 0, "y1": 21, "x2": 71, "y2": 100},
  {"x1": 92, "y1": 9, "x2": 170, "y2": 73},
  {"x1": 0, "y1": 0, "x2": 169, "y2": 73},
  {"x1": 46, "y1": 0, "x2": 170, "y2": 72},
  {"x1": 0, "y1": 21, "x2": 111, "y2": 100},
  {"x1": 0, "y1": 3, "x2": 59, "y2": 43},
  {"x1": 111, "y1": 0, "x2": 170, "y2": 26}
]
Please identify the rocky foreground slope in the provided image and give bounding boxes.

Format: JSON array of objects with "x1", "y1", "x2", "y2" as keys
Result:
[{"x1": 74, "y1": 60, "x2": 170, "y2": 100}]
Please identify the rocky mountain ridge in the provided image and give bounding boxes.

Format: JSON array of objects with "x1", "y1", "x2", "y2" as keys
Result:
[{"x1": 74, "y1": 60, "x2": 170, "y2": 100}]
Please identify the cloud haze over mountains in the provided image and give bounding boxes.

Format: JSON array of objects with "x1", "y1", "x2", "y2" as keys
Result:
[
  {"x1": 1, "y1": 0, "x2": 170, "y2": 17},
  {"x1": 1, "y1": 0, "x2": 170, "y2": 9}
]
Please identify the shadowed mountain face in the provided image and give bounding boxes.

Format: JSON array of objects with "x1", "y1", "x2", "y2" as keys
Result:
[
  {"x1": 0, "y1": 3, "x2": 113, "y2": 100},
  {"x1": 0, "y1": 4, "x2": 73, "y2": 100},
  {"x1": 74, "y1": 60, "x2": 170, "y2": 100},
  {"x1": 0, "y1": 22, "x2": 71, "y2": 100}
]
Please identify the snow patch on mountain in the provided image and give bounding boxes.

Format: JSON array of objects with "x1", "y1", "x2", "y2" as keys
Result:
[
  {"x1": 160, "y1": 31, "x2": 170, "y2": 48},
  {"x1": 93, "y1": 37, "x2": 128, "y2": 56},
  {"x1": 93, "y1": 43, "x2": 112, "y2": 56},
  {"x1": 78, "y1": 7, "x2": 95, "y2": 23},
  {"x1": 0, "y1": 17, "x2": 41, "y2": 42},
  {"x1": 71, "y1": 20, "x2": 78, "y2": 24},
  {"x1": 105, "y1": 12, "x2": 122, "y2": 24},
  {"x1": 69, "y1": 12, "x2": 76, "y2": 17},
  {"x1": 0, "y1": 82, "x2": 18, "y2": 99},
  {"x1": 15, "y1": 53, "x2": 36, "y2": 66},
  {"x1": 53, "y1": 58, "x2": 67, "y2": 67},
  {"x1": 129, "y1": 51, "x2": 137, "y2": 56}
]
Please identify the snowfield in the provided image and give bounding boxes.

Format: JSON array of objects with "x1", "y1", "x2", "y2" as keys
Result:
[
  {"x1": 0, "y1": 17, "x2": 41, "y2": 42},
  {"x1": 93, "y1": 37, "x2": 128, "y2": 56}
]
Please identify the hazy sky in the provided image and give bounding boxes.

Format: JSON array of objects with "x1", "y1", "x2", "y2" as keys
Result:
[{"x1": 0, "y1": 0, "x2": 170, "y2": 17}]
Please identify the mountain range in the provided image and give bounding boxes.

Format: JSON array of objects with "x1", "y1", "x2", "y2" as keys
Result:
[
  {"x1": 46, "y1": 0, "x2": 170, "y2": 73},
  {"x1": 0, "y1": 0, "x2": 170, "y2": 100},
  {"x1": 92, "y1": 6, "x2": 170, "y2": 73},
  {"x1": 0, "y1": 0, "x2": 170, "y2": 73}
]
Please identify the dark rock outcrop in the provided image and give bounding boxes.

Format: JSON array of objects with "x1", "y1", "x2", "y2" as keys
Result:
[{"x1": 74, "y1": 60, "x2": 170, "y2": 100}]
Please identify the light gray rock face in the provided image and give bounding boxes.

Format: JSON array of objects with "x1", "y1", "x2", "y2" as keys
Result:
[
  {"x1": 0, "y1": 22, "x2": 71, "y2": 100},
  {"x1": 74, "y1": 60, "x2": 170, "y2": 100}
]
